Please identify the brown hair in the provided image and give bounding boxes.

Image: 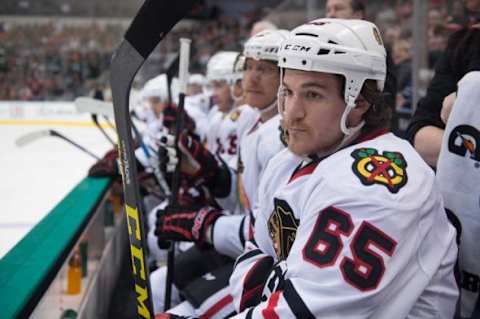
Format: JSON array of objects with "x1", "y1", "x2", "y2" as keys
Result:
[
  {"x1": 338, "y1": 76, "x2": 391, "y2": 132},
  {"x1": 360, "y1": 79, "x2": 391, "y2": 132}
]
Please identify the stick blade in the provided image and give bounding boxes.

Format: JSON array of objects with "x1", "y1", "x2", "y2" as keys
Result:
[
  {"x1": 15, "y1": 130, "x2": 52, "y2": 147},
  {"x1": 74, "y1": 97, "x2": 115, "y2": 118}
]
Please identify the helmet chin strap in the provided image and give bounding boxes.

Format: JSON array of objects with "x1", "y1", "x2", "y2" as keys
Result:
[
  {"x1": 314, "y1": 96, "x2": 364, "y2": 159},
  {"x1": 230, "y1": 85, "x2": 243, "y2": 103},
  {"x1": 259, "y1": 98, "x2": 277, "y2": 116}
]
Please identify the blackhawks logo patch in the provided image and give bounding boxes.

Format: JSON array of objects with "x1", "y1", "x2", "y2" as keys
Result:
[
  {"x1": 351, "y1": 148, "x2": 408, "y2": 194},
  {"x1": 268, "y1": 198, "x2": 299, "y2": 261},
  {"x1": 230, "y1": 109, "x2": 241, "y2": 122}
]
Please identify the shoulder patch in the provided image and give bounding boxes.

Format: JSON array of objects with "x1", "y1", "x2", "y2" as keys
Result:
[
  {"x1": 268, "y1": 198, "x2": 299, "y2": 260},
  {"x1": 351, "y1": 148, "x2": 408, "y2": 194},
  {"x1": 230, "y1": 109, "x2": 241, "y2": 122}
]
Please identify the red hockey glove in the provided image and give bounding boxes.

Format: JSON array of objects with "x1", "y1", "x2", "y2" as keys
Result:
[
  {"x1": 155, "y1": 205, "x2": 223, "y2": 248},
  {"x1": 162, "y1": 104, "x2": 196, "y2": 134},
  {"x1": 88, "y1": 148, "x2": 119, "y2": 177}
]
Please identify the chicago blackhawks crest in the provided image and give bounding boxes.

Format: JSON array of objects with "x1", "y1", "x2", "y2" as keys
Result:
[
  {"x1": 351, "y1": 148, "x2": 408, "y2": 194},
  {"x1": 268, "y1": 198, "x2": 299, "y2": 260}
]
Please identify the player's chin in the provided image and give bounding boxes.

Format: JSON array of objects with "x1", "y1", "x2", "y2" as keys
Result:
[{"x1": 287, "y1": 138, "x2": 312, "y2": 157}]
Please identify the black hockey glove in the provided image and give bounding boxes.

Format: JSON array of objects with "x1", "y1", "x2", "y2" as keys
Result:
[
  {"x1": 155, "y1": 205, "x2": 223, "y2": 249},
  {"x1": 158, "y1": 131, "x2": 231, "y2": 197}
]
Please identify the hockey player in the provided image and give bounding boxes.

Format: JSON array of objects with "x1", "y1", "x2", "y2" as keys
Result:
[
  {"x1": 436, "y1": 71, "x2": 480, "y2": 318},
  {"x1": 153, "y1": 29, "x2": 290, "y2": 318},
  {"x1": 148, "y1": 51, "x2": 258, "y2": 314},
  {"x1": 184, "y1": 73, "x2": 211, "y2": 141},
  {"x1": 223, "y1": 19, "x2": 458, "y2": 318}
]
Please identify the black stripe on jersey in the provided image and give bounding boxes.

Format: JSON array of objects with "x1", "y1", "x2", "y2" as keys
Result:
[
  {"x1": 234, "y1": 249, "x2": 262, "y2": 269},
  {"x1": 283, "y1": 279, "x2": 315, "y2": 319},
  {"x1": 249, "y1": 209, "x2": 256, "y2": 228},
  {"x1": 239, "y1": 216, "x2": 246, "y2": 247},
  {"x1": 245, "y1": 307, "x2": 254, "y2": 319}
]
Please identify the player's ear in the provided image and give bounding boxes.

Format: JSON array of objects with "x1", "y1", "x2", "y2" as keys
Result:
[
  {"x1": 348, "y1": 96, "x2": 371, "y2": 127},
  {"x1": 355, "y1": 95, "x2": 371, "y2": 115}
]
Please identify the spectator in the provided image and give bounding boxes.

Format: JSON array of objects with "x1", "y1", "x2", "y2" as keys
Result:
[
  {"x1": 406, "y1": 22, "x2": 480, "y2": 167},
  {"x1": 324, "y1": 0, "x2": 398, "y2": 132},
  {"x1": 393, "y1": 30, "x2": 413, "y2": 111}
]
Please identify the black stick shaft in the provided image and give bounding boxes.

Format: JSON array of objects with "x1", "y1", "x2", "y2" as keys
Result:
[
  {"x1": 165, "y1": 37, "x2": 191, "y2": 311},
  {"x1": 92, "y1": 114, "x2": 115, "y2": 146},
  {"x1": 50, "y1": 130, "x2": 100, "y2": 160},
  {"x1": 110, "y1": 1, "x2": 196, "y2": 317}
]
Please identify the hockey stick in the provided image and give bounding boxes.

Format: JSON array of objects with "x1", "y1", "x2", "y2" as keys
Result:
[
  {"x1": 164, "y1": 38, "x2": 191, "y2": 311},
  {"x1": 15, "y1": 129, "x2": 100, "y2": 160},
  {"x1": 91, "y1": 113, "x2": 116, "y2": 146},
  {"x1": 74, "y1": 96, "x2": 117, "y2": 146},
  {"x1": 74, "y1": 96, "x2": 114, "y2": 118},
  {"x1": 109, "y1": 1, "x2": 197, "y2": 318},
  {"x1": 165, "y1": 54, "x2": 180, "y2": 107},
  {"x1": 130, "y1": 116, "x2": 171, "y2": 197}
]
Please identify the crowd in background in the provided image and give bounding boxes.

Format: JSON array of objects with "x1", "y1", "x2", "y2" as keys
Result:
[{"x1": 0, "y1": 0, "x2": 472, "y2": 109}]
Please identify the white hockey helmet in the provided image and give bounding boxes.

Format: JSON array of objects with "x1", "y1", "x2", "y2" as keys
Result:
[
  {"x1": 206, "y1": 51, "x2": 243, "y2": 86},
  {"x1": 243, "y1": 29, "x2": 291, "y2": 62},
  {"x1": 278, "y1": 18, "x2": 387, "y2": 136},
  {"x1": 141, "y1": 74, "x2": 169, "y2": 102},
  {"x1": 188, "y1": 73, "x2": 207, "y2": 87}
]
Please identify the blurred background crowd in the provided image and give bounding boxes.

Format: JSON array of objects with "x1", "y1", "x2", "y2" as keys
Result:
[{"x1": 0, "y1": 0, "x2": 473, "y2": 113}]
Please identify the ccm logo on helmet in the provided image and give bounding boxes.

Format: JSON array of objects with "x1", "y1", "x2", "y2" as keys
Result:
[{"x1": 284, "y1": 44, "x2": 311, "y2": 52}]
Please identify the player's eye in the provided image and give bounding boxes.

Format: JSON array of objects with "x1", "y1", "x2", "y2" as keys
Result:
[{"x1": 304, "y1": 90, "x2": 322, "y2": 100}]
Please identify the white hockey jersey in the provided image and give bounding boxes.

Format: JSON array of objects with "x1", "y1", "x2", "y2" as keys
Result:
[
  {"x1": 212, "y1": 113, "x2": 284, "y2": 258},
  {"x1": 206, "y1": 105, "x2": 256, "y2": 169},
  {"x1": 230, "y1": 132, "x2": 459, "y2": 318},
  {"x1": 185, "y1": 93, "x2": 211, "y2": 140},
  {"x1": 436, "y1": 71, "x2": 480, "y2": 318},
  {"x1": 206, "y1": 104, "x2": 258, "y2": 213},
  {"x1": 238, "y1": 114, "x2": 284, "y2": 212}
]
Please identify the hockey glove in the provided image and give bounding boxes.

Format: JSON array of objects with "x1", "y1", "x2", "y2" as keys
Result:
[
  {"x1": 162, "y1": 104, "x2": 196, "y2": 134},
  {"x1": 88, "y1": 148, "x2": 119, "y2": 177},
  {"x1": 158, "y1": 132, "x2": 231, "y2": 197},
  {"x1": 155, "y1": 205, "x2": 223, "y2": 249}
]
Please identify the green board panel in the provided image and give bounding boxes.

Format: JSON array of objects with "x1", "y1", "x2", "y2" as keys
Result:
[{"x1": 0, "y1": 176, "x2": 111, "y2": 319}]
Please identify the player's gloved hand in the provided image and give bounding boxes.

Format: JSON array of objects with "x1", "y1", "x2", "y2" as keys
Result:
[
  {"x1": 162, "y1": 104, "x2": 196, "y2": 134},
  {"x1": 158, "y1": 132, "x2": 229, "y2": 197},
  {"x1": 88, "y1": 148, "x2": 119, "y2": 177},
  {"x1": 155, "y1": 205, "x2": 223, "y2": 249}
]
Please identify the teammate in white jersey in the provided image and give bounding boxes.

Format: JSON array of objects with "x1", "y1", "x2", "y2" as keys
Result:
[
  {"x1": 153, "y1": 30, "x2": 290, "y2": 318},
  {"x1": 224, "y1": 19, "x2": 459, "y2": 319},
  {"x1": 148, "y1": 51, "x2": 257, "y2": 313}
]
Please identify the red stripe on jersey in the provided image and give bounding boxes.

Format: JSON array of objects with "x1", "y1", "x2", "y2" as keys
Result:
[
  {"x1": 355, "y1": 128, "x2": 389, "y2": 144},
  {"x1": 261, "y1": 291, "x2": 282, "y2": 319},
  {"x1": 247, "y1": 118, "x2": 262, "y2": 135},
  {"x1": 288, "y1": 161, "x2": 319, "y2": 184},
  {"x1": 200, "y1": 294, "x2": 233, "y2": 319}
]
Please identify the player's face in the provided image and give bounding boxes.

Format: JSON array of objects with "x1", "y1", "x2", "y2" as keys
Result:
[
  {"x1": 464, "y1": 0, "x2": 480, "y2": 12},
  {"x1": 282, "y1": 69, "x2": 364, "y2": 156},
  {"x1": 210, "y1": 80, "x2": 233, "y2": 113},
  {"x1": 326, "y1": 0, "x2": 355, "y2": 18},
  {"x1": 149, "y1": 96, "x2": 167, "y2": 118},
  {"x1": 243, "y1": 58, "x2": 280, "y2": 110},
  {"x1": 186, "y1": 83, "x2": 203, "y2": 96}
]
